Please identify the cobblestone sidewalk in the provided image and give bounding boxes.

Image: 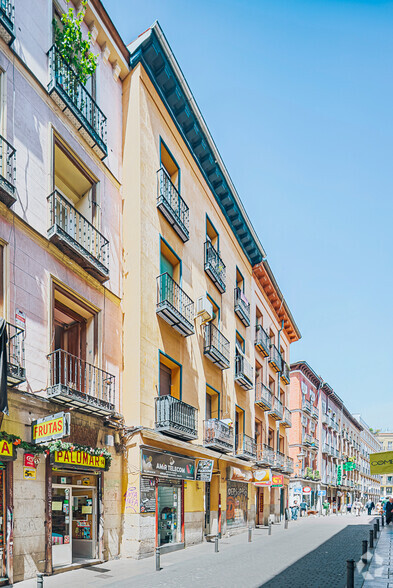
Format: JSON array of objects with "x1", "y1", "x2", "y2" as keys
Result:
[{"x1": 362, "y1": 524, "x2": 393, "y2": 587}]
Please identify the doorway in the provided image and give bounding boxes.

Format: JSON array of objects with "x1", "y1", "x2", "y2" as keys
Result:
[
  {"x1": 157, "y1": 482, "x2": 182, "y2": 546},
  {"x1": 257, "y1": 487, "x2": 264, "y2": 525},
  {"x1": 204, "y1": 481, "x2": 211, "y2": 534}
]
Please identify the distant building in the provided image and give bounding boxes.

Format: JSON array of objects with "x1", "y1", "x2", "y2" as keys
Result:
[
  {"x1": 375, "y1": 431, "x2": 393, "y2": 497},
  {"x1": 352, "y1": 414, "x2": 381, "y2": 503}
]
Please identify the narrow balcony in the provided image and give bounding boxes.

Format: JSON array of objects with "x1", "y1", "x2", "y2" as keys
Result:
[
  {"x1": 311, "y1": 405, "x2": 319, "y2": 420},
  {"x1": 322, "y1": 442, "x2": 330, "y2": 454},
  {"x1": 155, "y1": 395, "x2": 197, "y2": 441},
  {"x1": 234, "y1": 287, "x2": 250, "y2": 326},
  {"x1": 281, "y1": 362, "x2": 290, "y2": 385},
  {"x1": 0, "y1": 1, "x2": 14, "y2": 45},
  {"x1": 254, "y1": 324, "x2": 270, "y2": 357},
  {"x1": 302, "y1": 398, "x2": 312, "y2": 414},
  {"x1": 256, "y1": 444, "x2": 275, "y2": 467},
  {"x1": 322, "y1": 413, "x2": 329, "y2": 425},
  {"x1": 234, "y1": 353, "x2": 253, "y2": 390},
  {"x1": 282, "y1": 407, "x2": 292, "y2": 428},
  {"x1": 48, "y1": 191, "x2": 109, "y2": 282},
  {"x1": 255, "y1": 383, "x2": 273, "y2": 411},
  {"x1": 268, "y1": 344, "x2": 282, "y2": 373},
  {"x1": 0, "y1": 135, "x2": 16, "y2": 207},
  {"x1": 6, "y1": 322, "x2": 25, "y2": 386},
  {"x1": 204, "y1": 419, "x2": 233, "y2": 453},
  {"x1": 156, "y1": 273, "x2": 194, "y2": 337},
  {"x1": 203, "y1": 322, "x2": 230, "y2": 369},
  {"x1": 274, "y1": 450, "x2": 285, "y2": 471},
  {"x1": 47, "y1": 349, "x2": 115, "y2": 416},
  {"x1": 204, "y1": 240, "x2": 226, "y2": 293},
  {"x1": 302, "y1": 433, "x2": 313, "y2": 446},
  {"x1": 156, "y1": 167, "x2": 189, "y2": 242},
  {"x1": 312, "y1": 438, "x2": 319, "y2": 449},
  {"x1": 269, "y1": 396, "x2": 283, "y2": 421},
  {"x1": 284, "y1": 457, "x2": 294, "y2": 474},
  {"x1": 48, "y1": 46, "x2": 107, "y2": 160},
  {"x1": 235, "y1": 434, "x2": 256, "y2": 461}
]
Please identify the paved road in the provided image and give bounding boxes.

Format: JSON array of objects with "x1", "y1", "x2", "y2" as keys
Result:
[{"x1": 17, "y1": 514, "x2": 377, "y2": 588}]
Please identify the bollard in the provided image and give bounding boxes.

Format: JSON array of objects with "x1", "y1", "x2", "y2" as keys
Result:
[
  {"x1": 377, "y1": 518, "x2": 380, "y2": 532},
  {"x1": 374, "y1": 523, "x2": 378, "y2": 540},
  {"x1": 215, "y1": 535, "x2": 219, "y2": 553},
  {"x1": 369, "y1": 529, "x2": 374, "y2": 549},
  {"x1": 268, "y1": 521, "x2": 272, "y2": 536},
  {"x1": 37, "y1": 573, "x2": 44, "y2": 588},
  {"x1": 248, "y1": 527, "x2": 252, "y2": 542},
  {"x1": 362, "y1": 539, "x2": 368, "y2": 564},
  {"x1": 284, "y1": 518, "x2": 288, "y2": 529},
  {"x1": 382, "y1": 515, "x2": 385, "y2": 528},
  {"x1": 346, "y1": 559, "x2": 355, "y2": 588},
  {"x1": 155, "y1": 546, "x2": 161, "y2": 571}
]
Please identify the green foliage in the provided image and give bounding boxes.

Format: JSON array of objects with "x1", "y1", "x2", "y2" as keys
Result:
[{"x1": 53, "y1": 0, "x2": 97, "y2": 85}]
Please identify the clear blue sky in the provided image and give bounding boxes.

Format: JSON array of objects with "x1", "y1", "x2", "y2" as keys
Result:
[{"x1": 103, "y1": 0, "x2": 393, "y2": 430}]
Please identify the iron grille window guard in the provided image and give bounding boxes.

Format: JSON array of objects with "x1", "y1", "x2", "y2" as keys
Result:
[
  {"x1": 256, "y1": 444, "x2": 275, "y2": 465},
  {"x1": 6, "y1": 321, "x2": 25, "y2": 384},
  {"x1": 157, "y1": 167, "x2": 189, "y2": 241},
  {"x1": 204, "y1": 240, "x2": 226, "y2": 293},
  {"x1": 234, "y1": 353, "x2": 254, "y2": 388},
  {"x1": 269, "y1": 344, "x2": 282, "y2": 372},
  {"x1": 204, "y1": 419, "x2": 234, "y2": 451},
  {"x1": 156, "y1": 273, "x2": 194, "y2": 331},
  {"x1": 203, "y1": 322, "x2": 230, "y2": 368},
  {"x1": 255, "y1": 383, "x2": 273, "y2": 409},
  {"x1": 234, "y1": 287, "x2": 250, "y2": 326},
  {"x1": 155, "y1": 395, "x2": 197, "y2": 439},
  {"x1": 236, "y1": 433, "x2": 256, "y2": 459},
  {"x1": 254, "y1": 324, "x2": 270, "y2": 356}
]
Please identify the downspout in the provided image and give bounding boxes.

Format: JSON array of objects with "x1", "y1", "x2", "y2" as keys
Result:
[{"x1": 277, "y1": 320, "x2": 284, "y2": 519}]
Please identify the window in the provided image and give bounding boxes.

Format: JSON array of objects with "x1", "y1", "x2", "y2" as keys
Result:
[
  {"x1": 160, "y1": 238, "x2": 181, "y2": 283},
  {"x1": 235, "y1": 406, "x2": 244, "y2": 450},
  {"x1": 236, "y1": 267, "x2": 244, "y2": 292},
  {"x1": 388, "y1": 442, "x2": 392, "y2": 451},
  {"x1": 158, "y1": 353, "x2": 181, "y2": 399},
  {"x1": 0, "y1": 244, "x2": 4, "y2": 317},
  {"x1": 255, "y1": 419, "x2": 262, "y2": 445},
  {"x1": 268, "y1": 428, "x2": 274, "y2": 448},
  {"x1": 279, "y1": 436, "x2": 285, "y2": 453},
  {"x1": 269, "y1": 328, "x2": 275, "y2": 346},
  {"x1": 206, "y1": 385, "x2": 219, "y2": 420},
  {"x1": 269, "y1": 376, "x2": 275, "y2": 397},
  {"x1": 235, "y1": 331, "x2": 245, "y2": 356},
  {"x1": 255, "y1": 308, "x2": 262, "y2": 327},
  {"x1": 206, "y1": 216, "x2": 219, "y2": 248},
  {"x1": 207, "y1": 294, "x2": 219, "y2": 325},
  {"x1": 160, "y1": 140, "x2": 180, "y2": 191}
]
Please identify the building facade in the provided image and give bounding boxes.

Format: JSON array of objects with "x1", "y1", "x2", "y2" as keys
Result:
[
  {"x1": 0, "y1": 0, "x2": 126, "y2": 582},
  {"x1": 122, "y1": 22, "x2": 300, "y2": 558},
  {"x1": 352, "y1": 415, "x2": 381, "y2": 504},
  {"x1": 375, "y1": 431, "x2": 393, "y2": 498}
]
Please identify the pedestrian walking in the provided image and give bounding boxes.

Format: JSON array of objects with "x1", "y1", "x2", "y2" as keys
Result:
[
  {"x1": 386, "y1": 497, "x2": 393, "y2": 525},
  {"x1": 300, "y1": 500, "x2": 308, "y2": 517},
  {"x1": 365, "y1": 499, "x2": 375, "y2": 515},
  {"x1": 290, "y1": 505, "x2": 299, "y2": 521},
  {"x1": 323, "y1": 500, "x2": 330, "y2": 516},
  {"x1": 353, "y1": 500, "x2": 362, "y2": 516}
]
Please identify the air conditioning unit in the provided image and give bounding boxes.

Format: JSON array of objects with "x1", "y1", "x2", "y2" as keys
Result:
[{"x1": 195, "y1": 296, "x2": 213, "y2": 322}]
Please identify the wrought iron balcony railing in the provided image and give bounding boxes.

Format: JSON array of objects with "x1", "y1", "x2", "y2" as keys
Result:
[
  {"x1": 203, "y1": 322, "x2": 230, "y2": 369},
  {"x1": 302, "y1": 398, "x2": 312, "y2": 413},
  {"x1": 255, "y1": 383, "x2": 273, "y2": 411},
  {"x1": 204, "y1": 419, "x2": 233, "y2": 453},
  {"x1": 155, "y1": 395, "x2": 197, "y2": 441},
  {"x1": 282, "y1": 407, "x2": 292, "y2": 428},
  {"x1": 6, "y1": 321, "x2": 25, "y2": 385},
  {"x1": 0, "y1": 0, "x2": 14, "y2": 45},
  {"x1": 311, "y1": 405, "x2": 319, "y2": 420},
  {"x1": 322, "y1": 442, "x2": 330, "y2": 454},
  {"x1": 156, "y1": 167, "x2": 189, "y2": 242},
  {"x1": 256, "y1": 443, "x2": 275, "y2": 467},
  {"x1": 234, "y1": 353, "x2": 253, "y2": 390},
  {"x1": 302, "y1": 433, "x2": 313, "y2": 446},
  {"x1": 235, "y1": 433, "x2": 256, "y2": 461},
  {"x1": 204, "y1": 240, "x2": 226, "y2": 293},
  {"x1": 47, "y1": 349, "x2": 115, "y2": 416},
  {"x1": 269, "y1": 396, "x2": 283, "y2": 421},
  {"x1": 254, "y1": 324, "x2": 270, "y2": 357},
  {"x1": 48, "y1": 190, "x2": 109, "y2": 282},
  {"x1": 0, "y1": 135, "x2": 16, "y2": 207},
  {"x1": 234, "y1": 287, "x2": 250, "y2": 327},
  {"x1": 156, "y1": 273, "x2": 194, "y2": 337},
  {"x1": 274, "y1": 450, "x2": 285, "y2": 470},
  {"x1": 48, "y1": 46, "x2": 107, "y2": 159},
  {"x1": 281, "y1": 361, "x2": 290, "y2": 385},
  {"x1": 322, "y1": 413, "x2": 329, "y2": 425},
  {"x1": 269, "y1": 344, "x2": 282, "y2": 373},
  {"x1": 284, "y1": 457, "x2": 294, "y2": 474}
]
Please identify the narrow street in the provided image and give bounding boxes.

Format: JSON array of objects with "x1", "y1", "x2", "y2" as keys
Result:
[{"x1": 17, "y1": 514, "x2": 376, "y2": 588}]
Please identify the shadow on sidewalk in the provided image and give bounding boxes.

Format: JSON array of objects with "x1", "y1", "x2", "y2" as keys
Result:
[{"x1": 259, "y1": 523, "x2": 373, "y2": 588}]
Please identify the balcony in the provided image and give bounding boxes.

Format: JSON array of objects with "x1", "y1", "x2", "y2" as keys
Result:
[
  {"x1": 48, "y1": 46, "x2": 107, "y2": 160},
  {"x1": 256, "y1": 444, "x2": 275, "y2": 467},
  {"x1": 269, "y1": 396, "x2": 283, "y2": 421},
  {"x1": 284, "y1": 457, "x2": 294, "y2": 474},
  {"x1": 255, "y1": 383, "x2": 273, "y2": 411},
  {"x1": 155, "y1": 395, "x2": 197, "y2": 441},
  {"x1": 274, "y1": 450, "x2": 285, "y2": 470},
  {"x1": 312, "y1": 438, "x2": 319, "y2": 449},
  {"x1": 282, "y1": 407, "x2": 292, "y2": 428},
  {"x1": 268, "y1": 344, "x2": 282, "y2": 373},
  {"x1": 302, "y1": 398, "x2": 312, "y2": 414},
  {"x1": 6, "y1": 322, "x2": 25, "y2": 386},
  {"x1": 235, "y1": 434, "x2": 257, "y2": 461},
  {"x1": 204, "y1": 240, "x2": 226, "y2": 293},
  {"x1": 0, "y1": 135, "x2": 16, "y2": 207},
  {"x1": 311, "y1": 405, "x2": 319, "y2": 420},
  {"x1": 47, "y1": 191, "x2": 109, "y2": 282},
  {"x1": 203, "y1": 322, "x2": 230, "y2": 369},
  {"x1": 156, "y1": 167, "x2": 189, "y2": 242},
  {"x1": 204, "y1": 419, "x2": 233, "y2": 453},
  {"x1": 322, "y1": 442, "x2": 330, "y2": 454},
  {"x1": 47, "y1": 349, "x2": 115, "y2": 416},
  {"x1": 302, "y1": 433, "x2": 313, "y2": 446},
  {"x1": 234, "y1": 287, "x2": 250, "y2": 326},
  {"x1": 0, "y1": 1, "x2": 14, "y2": 45},
  {"x1": 254, "y1": 325, "x2": 270, "y2": 357},
  {"x1": 281, "y1": 361, "x2": 290, "y2": 385},
  {"x1": 234, "y1": 354, "x2": 253, "y2": 390},
  {"x1": 156, "y1": 273, "x2": 194, "y2": 337},
  {"x1": 322, "y1": 413, "x2": 329, "y2": 426}
]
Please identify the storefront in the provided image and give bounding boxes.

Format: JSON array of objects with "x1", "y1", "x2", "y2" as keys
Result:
[
  {"x1": 226, "y1": 467, "x2": 252, "y2": 529},
  {"x1": 0, "y1": 441, "x2": 16, "y2": 584}
]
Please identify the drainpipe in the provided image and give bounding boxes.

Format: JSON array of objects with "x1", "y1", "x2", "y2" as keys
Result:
[{"x1": 277, "y1": 320, "x2": 284, "y2": 519}]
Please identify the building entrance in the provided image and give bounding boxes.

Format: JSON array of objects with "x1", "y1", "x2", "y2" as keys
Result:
[{"x1": 157, "y1": 482, "x2": 182, "y2": 546}]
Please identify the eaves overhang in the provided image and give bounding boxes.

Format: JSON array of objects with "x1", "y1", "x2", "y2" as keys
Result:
[
  {"x1": 128, "y1": 22, "x2": 265, "y2": 267},
  {"x1": 290, "y1": 361, "x2": 322, "y2": 388}
]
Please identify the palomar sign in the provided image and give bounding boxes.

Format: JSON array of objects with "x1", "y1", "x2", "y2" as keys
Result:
[{"x1": 51, "y1": 450, "x2": 107, "y2": 471}]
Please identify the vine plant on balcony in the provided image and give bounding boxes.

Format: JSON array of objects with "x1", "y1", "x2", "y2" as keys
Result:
[{"x1": 53, "y1": 0, "x2": 97, "y2": 90}]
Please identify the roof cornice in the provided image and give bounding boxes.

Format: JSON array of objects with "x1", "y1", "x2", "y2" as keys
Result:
[{"x1": 290, "y1": 361, "x2": 321, "y2": 387}]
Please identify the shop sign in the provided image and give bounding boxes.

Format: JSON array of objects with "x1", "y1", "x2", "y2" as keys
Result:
[
  {"x1": 32, "y1": 412, "x2": 70, "y2": 444},
  {"x1": 140, "y1": 477, "x2": 156, "y2": 513},
  {"x1": 293, "y1": 486, "x2": 302, "y2": 494},
  {"x1": 196, "y1": 459, "x2": 214, "y2": 482},
  {"x1": 23, "y1": 467, "x2": 36, "y2": 480},
  {"x1": 271, "y1": 474, "x2": 284, "y2": 488},
  {"x1": 227, "y1": 466, "x2": 253, "y2": 483},
  {"x1": 337, "y1": 464, "x2": 342, "y2": 485},
  {"x1": 0, "y1": 440, "x2": 16, "y2": 461},
  {"x1": 51, "y1": 450, "x2": 107, "y2": 471},
  {"x1": 254, "y1": 469, "x2": 271, "y2": 486},
  {"x1": 303, "y1": 486, "x2": 312, "y2": 494},
  {"x1": 15, "y1": 309, "x2": 26, "y2": 329},
  {"x1": 370, "y1": 451, "x2": 393, "y2": 475},
  {"x1": 343, "y1": 461, "x2": 356, "y2": 471},
  {"x1": 318, "y1": 490, "x2": 326, "y2": 496},
  {"x1": 23, "y1": 453, "x2": 35, "y2": 468},
  {"x1": 141, "y1": 448, "x2": 195, "y2": 480}
]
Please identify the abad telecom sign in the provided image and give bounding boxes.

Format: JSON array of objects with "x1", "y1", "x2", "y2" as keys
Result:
[{"x1": 370, "y1": 451, "x2": 393, "y2": 475}]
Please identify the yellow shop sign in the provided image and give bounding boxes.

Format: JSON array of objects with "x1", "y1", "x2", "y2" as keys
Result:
[
  {"x1": 52, "y1": 450, "x2": 106, "y2": 471},
  {"x1": 370, "y1": 451, "x2": 393, "y2": 475},
  {"x1": 0, "y1": 440, "x2": 16, "y2": 461}
]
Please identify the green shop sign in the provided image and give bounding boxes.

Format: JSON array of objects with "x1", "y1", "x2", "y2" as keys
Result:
[{"x1": 337, "y1": 464, "x2": 342, "y2": 485}]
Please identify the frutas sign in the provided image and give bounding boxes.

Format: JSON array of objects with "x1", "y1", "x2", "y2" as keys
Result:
[
  {"x1": 52, "y1": 450, "x2": 106, "y2": 471},
  {"x1": 32, "y1": 412, "x2": 70, "y2": 444},
  {"x1": 370, "y1": 451, "x2": 393, "y2": 475}
]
